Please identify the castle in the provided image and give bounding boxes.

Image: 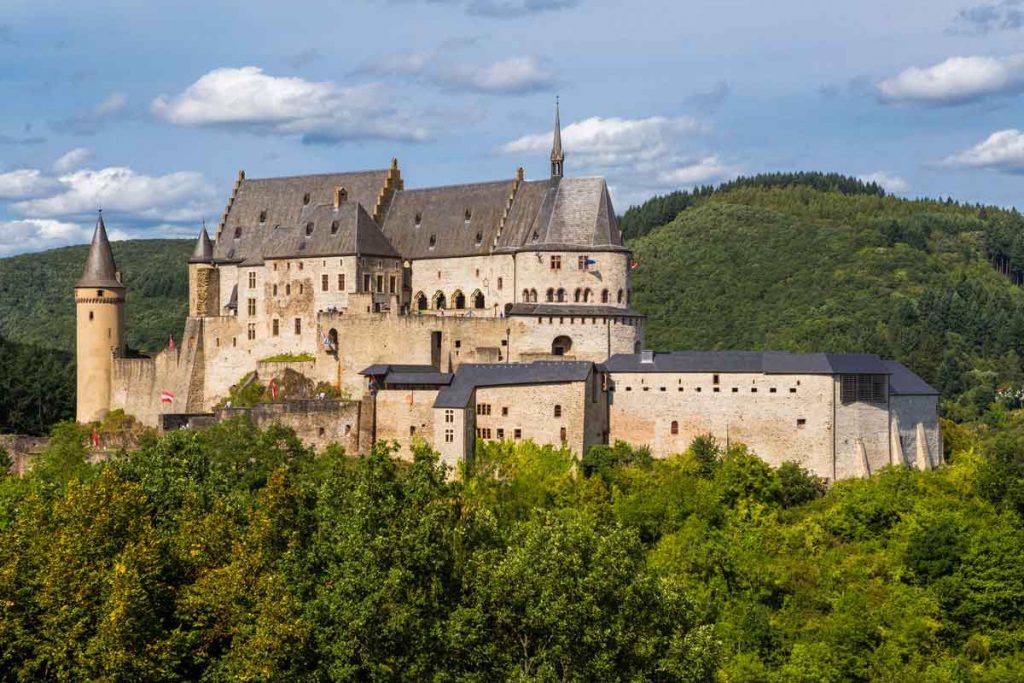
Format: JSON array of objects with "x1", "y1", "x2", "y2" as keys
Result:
[{"x1": 74, "y1": 105, "x2": 941, "y2": 480}]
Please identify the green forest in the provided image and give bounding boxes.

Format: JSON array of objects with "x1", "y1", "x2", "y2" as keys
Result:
[{"x1": 1, "y1": 418, "x2": 1023, "y2": 681}]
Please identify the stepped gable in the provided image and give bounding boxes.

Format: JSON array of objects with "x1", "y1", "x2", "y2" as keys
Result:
[
  {"x1": 77, "y1": 213, "x2": 123, "y2": 289},
  {"x1": 261, "y1": 202, "x2": 399, "y2": 261},
  {"x1": 213, "y1": 170, "x2": 390, "y2": 263},
  {"x1": 496, "y1": 176, "x2": 625, "y2": 252},
  {"x1": 380, "y1": 179, "x2": 516, "y2": 259}
]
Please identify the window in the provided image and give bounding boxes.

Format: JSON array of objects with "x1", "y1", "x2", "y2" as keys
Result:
[
  {"x1": 247, "y1": 298, "x2": 256, "y2": 316},
  {"x1": 415, "y1": 212, "x2": 422, "y2": 227},
  {"x1": 234, "y1": 227, "x2": 243, "y2": 239},
  {"x1": 550, "y1": 255, "x2": 562, "y2": 270},
  {"x1": 409, "y1": 426, "x2": 416, "y2": 436},
  {"x1": 416, "y1": 292, "x2": 428, "y2": 310},
  {"x1": 523, "y1": 289, "x2": 530, "y2": 302},
  {"x1": 476, "y1": 428, "x2": 492, "y2": 439},
  {"x1": 335, "y1": 187, "x2": 348, "y2": 206},
  {"x1": 444, "y1": 429, "x2": 454, "y2": 443},
  {"x1": 496, "y1": 428, "x2": 505, "y2": 439},
  {"x1": 363, "y1": 274, "x2": 371, "y2": 292},
  {"x1": 840, "y1": 375, "x2": 887, "y2": 404},
  {"x1": 298, "y1": 262, "x2": 304, "y2": 271},
  {"x1": 88, "y1": 311, "x2": 94, "y2": 321},
  {"x1": 530, "y1": 289, "x2": 537, "y2": 303},
  {"x1": 553, "y1": 404, "x2": 562, "y2": 418},
  {"x1": 376, "y1": 275, "x2": 384, "y2": 292},
  {"x1": 331, "y1": 221, "x2": 339, "y2": 234},
  {"x1": 476, "y1": 403, "x2": 492, "y2": 416},
  {"x1": 578, "y1": 255, "x2": 590, "y2": 270},
  {"x1": 294, "y1": 318, "x2": 302, "y2": 335},
  {"x1": 302, "y1": 192, "x2": 310, "y2": 205},
  {"x1": 445, "y1": 409, "x2": 454, "y2": 423},
  {"x1": 248, "y1": 272, "x2": 256, "y2": 289},
  {"x1": 475, "y1": 231, "x2": 483, "y2": 244},
  {"x1": 502, "y1": 406, "x2": 509, "y2": 416},
  {"x1": 389, "y1": 275, "x2": 397, "y2": 294},
  {"x1": 790, "y1": 387, "x2": 797, "y2": 394},
  {"x1": 671, "y1": 420, "x2": 679, "y2": 435},
  {"x1": 286, "y1": 284, "x2": 291, "y2": 296},
  {"x1": 473, "y1": 291, "x2": 485, "y2": 309},
  {"x1": 465, "y1": 208, "x2": 472, "y2": 222},
  {"x1": 574, "y1": 288, "x2": 582, "y2": 303},
  {"x1": 514, "y1": 429, "x2": 522, "y2": 440},
  {"x1": 272, "y1": 319, "x2": 279, "y2": 336},
  {"x1": 797, "y1": 418, "x2": 807, "y2": 427},
  {"x1": 322, "y1": 274, "x2": 329, "y2": 292},
  {"x1": 338, "y1": 274, "x2": 345, "y2": 291},
  {"x1": 429, "y1": 234, "x2": 436, "y2": 248},
  {"x1": 552, "y1": 336, "x2": 572, "y2": 356},
  {"x1": 732, "y1": 387, "x2": 739, "y2": 393},
  {"x1": 556, "y1": 288, "x2": 566, "y2": 302},
  {"x1": 560, "y1": 427, "x2": 567, "y2": 443},
  {"x1": 546, "y1": 288, "x2": 554, "y2": 302},
  {"x1": 272, "y1": 284, "x2": 278, "y2": 296},
  {"x1": 299, "y1": 284, "x2": 304, "y2": 294},
  {"x1": 247, "y1": 323, "x2": 256, "y2": 341},
  {"x1": 770, "y1": 387, "x2": 777, "y2": 393},
  {"x1": 497, "y1": 277, "x2": 503, "y2": 290},
  {"x1": 601, "y1": 289, "x2": 609, "y2": 303},
  {"x1": 713, "y1": 374, "x2": 720, "y2": 385},
  {"x1": 617, "y1": 289, "x2": 624, "y2": 304},
  {"x1": 259, "y1": 209, "x2": 267, "y2": 222},
  {"x1": 305, "y1": 221, "x2": 314, "y2": 236}
]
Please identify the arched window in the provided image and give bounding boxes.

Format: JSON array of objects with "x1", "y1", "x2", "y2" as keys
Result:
[
  {"x1": 303, "y1": 192, "x2": 311, "y2": 205},
  {"x1": 554, "y1": 404, "x2": 562, "y2": 418},
  {"x1": 415, "y1": 292, "x2": 428, "y2": 310},
  {"x1": 574, "y1": 288, "x2": 582, "y2": 302},
  {"x1": 552, "y1": 335, "x2": 572, "y2": 356},
  {"x1": 583, "y1": 288, "x2": 592, "y2": 302},
  {"x1": 556, "y1": 288, "x2": 566, "y2": 302},
  {"x1": 671, "y1": 420, "x2": 679, "y2": 435},
  {"x1": 601, "y1": 289, "x2": 609, "y2": 303},
  {"x1": 473, "y1": 290, "x2": 485, "y2": 309},
  {"x1": 546, "y1": 288, "x2": 555, "y2": 303},
  {"x1": 328, "y1": 328, "x2": 339, "y2": 352},
  {"x1": 529, "y1": 289, "x2": 537, "y2": 302},
  {"x1": 234, "y1": 227, "x2": 242, "y2": 239},
  {"x1": 453, "y1": 291, "x2": 466, "y2": 309},
  {"x1": 617, "y1": 289, "x2": 624, "y2": 304},
  {"x1": 433, "y1": 291, "x2": 446, "y2": 309},
  {"x1": 504, "y1": 303, "x2": 513, "y2": 316}
]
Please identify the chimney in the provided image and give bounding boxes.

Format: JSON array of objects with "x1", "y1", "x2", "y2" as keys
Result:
[{"x1": 640, "y1": 350, "x2": 655, "y2": 364}]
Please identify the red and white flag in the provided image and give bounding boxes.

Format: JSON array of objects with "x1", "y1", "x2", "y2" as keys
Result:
[
  {"x1": 630, "y1": 261, "x2": 641, "y2": 269},
  {"x1": 269, "y1": 378, "x2": 279, "y2": 400},
  {"x1": 160, "y1": 390, "x2": 175, "y2": 404},
  {"x1": 91, "y1": 429, "x2": 99, "y2": 448},
  {"x1": 168, "y1": 335, "x2": 176, "y2": 350}
]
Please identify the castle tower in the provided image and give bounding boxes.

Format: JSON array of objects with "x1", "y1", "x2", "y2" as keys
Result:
[
  {"x1": 551, "y1": 96, "x2": 565, "y2": 178},
  {"x1": 188, "y1": 224, "x2": 219, "y2": 316},
  {"x1": 75, "y1": 212, "x2": 125, "y2": 423}
]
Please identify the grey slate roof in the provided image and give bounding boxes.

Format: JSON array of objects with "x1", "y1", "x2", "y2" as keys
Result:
[
  {"x1": 883, "y1": 361, "x2": 939, "y2": 395},
  {"x1": 435, "y1": 361, "x2": 594, "y2": 408},
  {"x1": 508, "y1": 303, "x2": 644, "y2": 317},
  {"x1": 360, "y1": 364, "x2": 440, "y2": 377},
  {"x1": 385, "y1": 372, "x2": 454, "y2": 386},
  {"x1": 214, "y1": 170, "x2": 390, "y2": 262},
  {"x1": 77, "y1": 214, "x2": 123, "y2": 289},
  {"x1": 189, "y1": 226, "x2": 213, "y2": 263},
  {"x1": 261, "y1": 203, "x2": 399, "y2": 261},
  {"x1": 603, "y1": 351, "x2": 892, "y2": 375}
]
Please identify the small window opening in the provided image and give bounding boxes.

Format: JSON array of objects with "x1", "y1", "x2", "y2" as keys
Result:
[
  {"x1": 331, "y1": 221, "x2": 339, "y2": 234},
  {"x1": 259, "y1": 210, "x2": 267, "y2": 222},
  {"x1": 303, "y1": 193, "x2": 311, "y2": 205},
  {"x1": 305, "y1": 222, "x2": 314, "y2": 236}
]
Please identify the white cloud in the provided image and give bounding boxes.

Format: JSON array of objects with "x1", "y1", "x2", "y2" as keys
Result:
[
  {"x1": 151, "y1": 66, "x2": 429, "y2": 143},
  {"x1": 12, "y1": 166, "x2": 217, "y2": 222},
  {"x1": 440, "y1": 56, "x2": 557, "y2": 94},
  {"x1": 357, "y1": 49, "x2": 438, "y2": 77},
  {"x1": 500, "y1": 114, "x2": 737, "y2": 205},
  {"x1": 951, "y1": 1, "x2": 1024, "y2": 34},
  {"x1": 52, "y1": 147, "x2": 92, "y2": 173},
  {"x1": 941, "y1": 128, "x2": 1024, "y2": 171},
  {"x1": 858, "y1": 171, "x2": 909, "y2": 193},
  {"x1": 0, "y1": 219, "x2": 94, "y2": 257},
  {"x1": 0, "y1": 169, "x2": 62, "y2": 200},
  {"x1": 878, "y1": 54, "x2": 1024, "y2": 105},
  {"x1": 50, "y1": 92, "x2": 129, "y2": 135}
]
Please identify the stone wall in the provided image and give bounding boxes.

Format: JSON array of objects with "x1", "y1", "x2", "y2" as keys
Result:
[
  {"x1": 513, "y1": 250, "x2": 632, "y2": 305},
  {"x1": 433, "y1": 405, "x2": 471, "y2": 470},
  {"x1": 214, "y1": 399, "x2": 361, "y2": 453},
  {"x1": 890, "y1": 394, "x2": 942, "y2": 469},
  {"x1": 374, "y1": 388, "x2": 440, "y2": 460},
  {"x1": 833, "y1": 381, "x2": 891, "y2": 479},
  {"x1": 0, "y1": 435, "x2": 49, "y2": 475},
  {"x1": 410, "y1": 253, "x2": 516, "y2": 313}
]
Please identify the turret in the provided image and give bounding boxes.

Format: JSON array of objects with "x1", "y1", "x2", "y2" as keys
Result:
[
  {"x1": 188, "y1": 223, "x2": 219, "y2": 316},
  {"x1": 551, "y1": 96, "x2": 565, "y2": 179},
  {"x1": 75, "y1": 211, "x2": 125, "y2": 423}
]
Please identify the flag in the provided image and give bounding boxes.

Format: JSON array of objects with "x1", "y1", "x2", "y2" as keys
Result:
[
  {"x1": 269, "y1": 378, "x2": 279, "y2": 400},
  {"x1": 585, "y1": 258, "x2": 597, "y2": 266},
  {"x1": 168, "y1": 335, "x2": 175, "y2": 350},
  {"x1": 631, "y1": 261, "x2": 640, "y2": 269},
  {"x1": 160, "y1": 390, "x2": 174, "y2": 404},
  {"x1": 91, "y1": 429, "x2": 99, "y2": 448}
]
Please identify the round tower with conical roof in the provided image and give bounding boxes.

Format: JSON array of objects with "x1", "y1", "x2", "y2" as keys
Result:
[
  {"x1": 75, "y1": 212, "x2": 125, "y2": 423},
  {"x1": 188, "y1": 224, "x2": 219, "y2": 316}
]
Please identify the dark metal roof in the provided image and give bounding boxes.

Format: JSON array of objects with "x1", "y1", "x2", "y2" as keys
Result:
[
  {"x1": 385, "y1": 372, "x2": 454, "y2": 386},
  {"x1": 76, "y1": 213, "x2": 123, "y2": 289},
  {"x1": 435, "y1": 361, "x2": 594, "y2": 408},
  {"x1": 508, "y1": 303, "x2": 644, "y2": 317},
  {"x1": 883, "y1": 361, "x2": 939, "y2": 395},
  {"x1": 603, "y1": 351, "x2": 892, "y2": 375},
  {"x1": 188, "y1": 226, "x2": 213, "y2": 263},
  {"x1": 360, "y1": 364, "x2": 439, "y2": 377}
]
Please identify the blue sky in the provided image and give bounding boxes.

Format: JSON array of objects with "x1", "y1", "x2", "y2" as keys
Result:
[{"x1": 2, "y1": 0, "x2": 1024, "y2": 255}]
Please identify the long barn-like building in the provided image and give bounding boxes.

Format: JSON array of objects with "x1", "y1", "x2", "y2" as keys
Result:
[{"x1": 74, "y1": 105, "x2": 941, "y2": 480}]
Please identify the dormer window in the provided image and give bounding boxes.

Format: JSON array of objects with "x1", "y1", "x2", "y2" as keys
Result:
[
  {"x1": 258, "y1": 210, "x2": 267, "y2": 223},
  {"x1": 464, "y1": 209, "x2": 472, "y2": 223},
  {"x1": 531, "y1": 230, "x2": 539, "y2": 242},
  {"x1": 414, "y1": 212, "x2": 422, "y2": 228},
  {"x1": 428, "y1": 234, "x2": 437, "y2": 248},
  {"x1": 234, "y1": 227, "x2": 242, "y2": 239},
  {"x1": 302, "y1": 192, "x2": 310, "y2": 205},
  {"x1": 334, "y1": 187, "x2": 347, "y2": 208},
  {"x1": 305, "y1": 221, "x2": 314, "y2": 236},
  {"x1": 331, "y1": 220, "x2": 339, "y2": 234},
  {"x1": 475, "y1": 231, "x2": 483, "y2": 245}
]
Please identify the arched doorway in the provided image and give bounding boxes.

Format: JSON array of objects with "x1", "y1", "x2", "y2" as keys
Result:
[{"x1": 552, "y1": 335, "x2": 573, "y2": 356}]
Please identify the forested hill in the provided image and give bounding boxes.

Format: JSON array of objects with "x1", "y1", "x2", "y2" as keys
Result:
[
  {"x1": 0, "y1": 239, "x2": 192, "y2": 354},
  {"x1": 628, "y1": 175, "x2": 1024, "y2": 419}
]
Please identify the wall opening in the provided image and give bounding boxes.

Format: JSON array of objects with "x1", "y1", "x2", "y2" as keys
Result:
[{"x1": 552, "y1": 335, "x2": 572, "y2": 356}]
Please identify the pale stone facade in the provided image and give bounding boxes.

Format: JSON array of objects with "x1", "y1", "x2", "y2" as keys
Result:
[{"x1": 76, "y1": 108, "x2": 941, "y2": 480}]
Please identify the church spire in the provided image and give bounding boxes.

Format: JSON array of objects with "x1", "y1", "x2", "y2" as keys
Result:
[
  {"x1": 550, "y1": 96, "x2": 564, "y2": 178},
  {"x1": 76, "y1": 210, "x2": 122, "y2": 289}
]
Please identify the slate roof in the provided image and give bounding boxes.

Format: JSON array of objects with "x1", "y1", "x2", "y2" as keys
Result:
[
  {"x1": 189, "y1": 226, "x2": 213, "y2": 264},
  {"x1": 603, "y1": 351, "x2": 892, "y2": 375},
  {"x1": 77, "y1": 214, "x2": 123, "y2": 289},
  {"x1": 213, "y1": 170, "x2": 390, "y2": 262},
  {"x1": 260, "y1": 203, "x2": 399, "y2": 261},
  {"x1": 360, "y1": 364, "x2": 440, "y2": 376},
  {"x1": 508, "y1": 303, "x2": 644, "y2": 317},
  {"x1": 435, "y1": 361, "x2": 594, "y2": 408},
  {"x1": 883, "y1": 361, "x2": 939, "y2": 395}
]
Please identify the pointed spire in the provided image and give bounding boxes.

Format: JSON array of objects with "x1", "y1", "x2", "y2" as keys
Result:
[
  {"x1": 550, "y1": 96, "x2": 564, "y2": 178},
  {"x1": 189, "y1": 221, "x2": 214, "y2": 263},
  {"x1": 76, "y1": 210, "x2": 122, "y2": 289}
]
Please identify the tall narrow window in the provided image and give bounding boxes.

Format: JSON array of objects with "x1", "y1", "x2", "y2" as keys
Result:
[
  {"x1": 247, "y1": 298, "x2": 256, "y2": 316},
  {"x1": 560, "y1": 426, "x2": 567, "y2": 443},
  {"x1": 550, "y1": 255, "x2": 562, "y2": 270},
  {"x1": 554, "y1": 404, "x2": 562, "y2": 418},
  {"x1": 272, "y1": 319, "x2": 279, "y2": 336},
  {"x1": 338, "y1": 273, "x2": 345, "y2": 291},
  {"x1": 248, "y1": 272, "x2": 256, "y2": 289},
  {"x1": 671, "y1": 420, "x2": 679, "y2": 435},
  {"x1": 322, "y1": 274, "x2": 329, "y2": 292},
  {"x1": 247, "y1": 323, "x2": 256, "y2": 341},
  {"x1": 294, "y1": 318, "x2": 302, "y2": 335},
  {"x1": 389, "y1": 275, "x2": 397, "y2": 294},
  {"x1": 363, "y1": 274, "x2": 371, "y2": 292}
]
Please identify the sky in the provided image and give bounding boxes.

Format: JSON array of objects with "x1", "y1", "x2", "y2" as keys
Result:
[{"x1": 2, "y1": 0, "x2": 1024, "y2": 256}]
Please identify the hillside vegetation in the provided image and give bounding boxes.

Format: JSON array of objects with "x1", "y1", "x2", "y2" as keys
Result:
[
  {"x1": 628, "y1": 177, "x2": 1024, "y2": 420},
  {"x1": 0, "y1": 239, "x2": 192, "y2": 354},
  {"x1": 1, "y1": 421, "x2": 1023, "y2": 680}
]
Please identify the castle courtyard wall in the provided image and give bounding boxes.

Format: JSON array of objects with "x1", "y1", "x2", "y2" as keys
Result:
[{"x1": 374, "y1": 388, "x2": 440, "y2": 460}]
